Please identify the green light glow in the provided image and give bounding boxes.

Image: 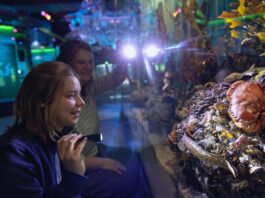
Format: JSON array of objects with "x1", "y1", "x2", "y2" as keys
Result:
[
  {"x1": 31, "y1": 48, "x2": 56, "y2": 54},
  {"x1": 0, "y1": 25, "x2": 14, "y2": 32}
]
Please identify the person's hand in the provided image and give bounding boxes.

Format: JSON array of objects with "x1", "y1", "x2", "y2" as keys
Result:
[
  {"x1": 101, "y1": 158, "x2": 126, "y2": 175},
  {"x1": 57, "y1": 134, "x2": 87, "y2": 176}
]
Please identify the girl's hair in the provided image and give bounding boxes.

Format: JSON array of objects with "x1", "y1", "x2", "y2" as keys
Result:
[
  {"x1": 12, "y1": 61, "x2": 79, "y2": 140},
  {"x1": 56, "y1": 39, "x2": 93, "y2": 65}
]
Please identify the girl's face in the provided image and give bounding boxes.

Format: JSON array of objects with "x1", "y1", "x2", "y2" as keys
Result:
[
  {"x1": 49, "y1": 76, "x2": 84, "y2": 132},
  {"x1": 72, "y1": 48, "x2": 94, "y2": 84}
]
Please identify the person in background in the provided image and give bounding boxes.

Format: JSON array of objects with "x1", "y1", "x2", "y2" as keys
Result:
[
  {"x1": 57, "y1": 39, "x2": 153, "y2": 197},
  {"x1": 0, "y1": 61, "x2": 88, "y2": 197},
  {"x1": 57, "y1": 39, "x2": 127, "y2": 158}
]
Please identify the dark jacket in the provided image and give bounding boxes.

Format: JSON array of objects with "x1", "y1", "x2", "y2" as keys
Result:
[{"x1": 0, "y1": 124, "x2": 88, "y2": 198}]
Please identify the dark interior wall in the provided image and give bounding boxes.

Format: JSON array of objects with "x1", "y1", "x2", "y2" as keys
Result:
[
  {"x1": 51, "y1": 15, "x2": 71, "y2": 38},
  {"x1": 0, "y1": 102, "x2": 13, "y2": 117},
  {"x1": 0, "y1": 0, "x2": 82, "y2": 5}
]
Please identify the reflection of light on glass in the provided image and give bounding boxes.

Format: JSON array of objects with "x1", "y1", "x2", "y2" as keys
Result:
[
  {"x1": 121, "y1": 78, "x2": 130, "y2": 85},
  {"x1": 11, "y1": 68, "x2": 17, "y2": 83},
  {"x1": 18, "y1": 69, "x2": 22, "y2": 74},
  {"x1": 164, "y1": 42, "x2": 185, "y2": 51},
  {"x1": 31, "y1": 40, "x2": 40, "y2": 48},
  {"x1": 97, "y1": 63, "x2": 108, "y2": 76},
  {"x1": 142, "y1": 44, "x2": 160, "y2": 58},
  {"x1": 109, "y1": 94, "x2": 129, "y2": 100},
  {"x1": 109, "y1": 94, "x2": 122, "y2": 99},
  {"x1": 143, "y1": 57, "x2": 155, "y2": 84},
  {"x1": 122, "y1": 44, "x2": 137, "y2": 59},
  {"x1": 34, "y1": 55, "x2": 42, "y2": 60},
  {"x1": 154, "y1": 63, "x2": 166, "y2": 72}
]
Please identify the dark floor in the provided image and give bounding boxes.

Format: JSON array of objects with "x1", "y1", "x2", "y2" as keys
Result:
[{"x1": 0, "y1": 87, "x2": 177, "y2": 198}]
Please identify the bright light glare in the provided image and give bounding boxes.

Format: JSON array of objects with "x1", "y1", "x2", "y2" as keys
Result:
[
  {"x1": 143, "y1": 44, "x2": 160, "y2": 58},
  {"x1": 122, "y1": 44, "x2": 136, "y2": 59}
]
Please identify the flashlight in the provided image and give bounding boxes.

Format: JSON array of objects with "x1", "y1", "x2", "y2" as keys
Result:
[
  {"x1": 53, "y1": 127, "x2": 103, "y2": 143},
  {"x1": 77, "y1": 133, "x2": 103, "y2": 143}
]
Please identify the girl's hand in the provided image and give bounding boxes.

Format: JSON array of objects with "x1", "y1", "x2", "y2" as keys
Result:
[
  {"x1": 57, "y1": 134, "x2": 87, "y2": 176},
  {"x1": 101, "y1": 158, "x2": 126, "y2": 175}
]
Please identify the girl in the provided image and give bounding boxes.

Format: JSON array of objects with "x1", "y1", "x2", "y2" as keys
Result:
[{"x1": 0, "y1": 61, "x2": 87, "y2": 197}]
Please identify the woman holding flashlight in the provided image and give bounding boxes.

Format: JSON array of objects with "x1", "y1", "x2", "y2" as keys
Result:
[{"x1": 57, "y1": 39, "x2": 153, "y2": 197}]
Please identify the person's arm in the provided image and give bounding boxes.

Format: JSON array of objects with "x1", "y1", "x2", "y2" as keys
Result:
[
  {"x1": 84, "y1": 156, "x2": 126, "y2": 175},
  {"x1": 49, "y1": 168, "x2": 88, "y2": 198},
  {"x1": 93, "y1": 63, "x2": 128, "y2": 95},
  {"x1": 0, "y1": 142, "x2": 88, "y2": 198}
]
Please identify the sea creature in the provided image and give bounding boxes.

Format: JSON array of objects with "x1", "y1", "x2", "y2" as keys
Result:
[
  {"x1": 253, "y1": 69, "x2": 265, "y2": 83},
  {"x1": 231, "y1": 180, "x2": 248, "y2": 192},
  {"x1": 224, "y1": 72, "x2": 241, "y2": 83},
  {"x1": 223, "y1": 66, "x2": 265, "y2": 83},
  {"x1": 239, "y1": 65, "x2": 260, "y2": 80},
  {"x1": 226, "y1": 80, "x2": 265, "y2": 134},
  {"x1": 234, "y1": 134, "x2": 248, "y2": 149},
  {"x1": 182, "y1": 134, "x2": 236, "y2": 178}
]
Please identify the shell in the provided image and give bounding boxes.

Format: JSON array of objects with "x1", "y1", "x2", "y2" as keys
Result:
[{"x1": 226, "y1": 80, "x2": 265, "y2": 134}]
